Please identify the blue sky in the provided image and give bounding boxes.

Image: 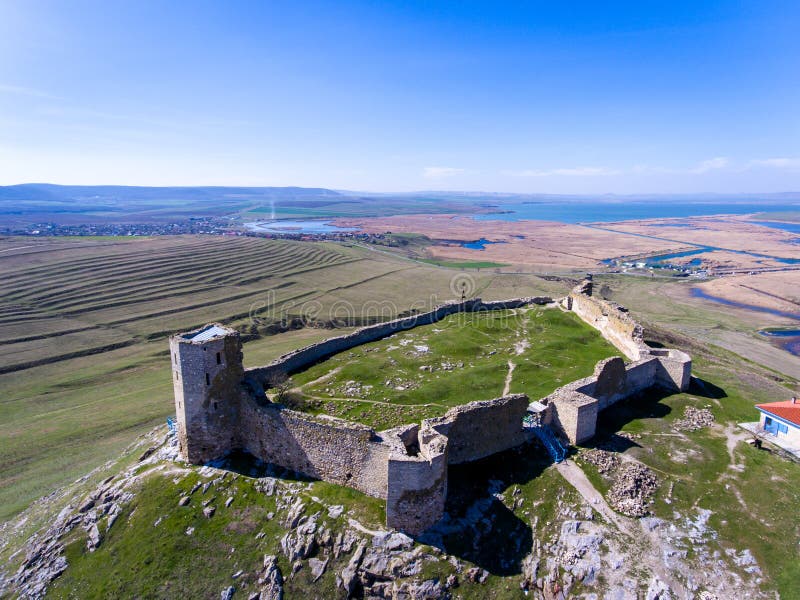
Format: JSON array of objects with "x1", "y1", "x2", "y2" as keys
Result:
[{"x1": 0, "y1": 1, "x2": 798, "y2": 193}]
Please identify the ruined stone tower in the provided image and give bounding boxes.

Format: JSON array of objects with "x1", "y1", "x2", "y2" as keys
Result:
[{"x1": 170, "y1": 324, "x2": 244, "y2": 464}]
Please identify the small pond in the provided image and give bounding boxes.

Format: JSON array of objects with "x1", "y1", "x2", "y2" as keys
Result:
[
  {"x1": 245, "y1": 220, "x2": 359, "y2": 234},
  {"x1": 461, "y1": 238, "x2": 505, "y2": 250},
  {"x1": 759, "y1": 329, "x2": 800, "y2": 357}
]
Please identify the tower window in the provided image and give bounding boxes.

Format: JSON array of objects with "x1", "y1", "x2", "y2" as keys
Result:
[
  {"x1": 206, "y1": 373, "x2": 210, "y2": 386},
  {"x1": 175, "y1": 371, "x2": 179, "y2": 381},
  {"x1": 213, "y1": 402, "x2": 218, "y2": 410},
  {"x1": 216, "y1": 352, "x2": 221, "y2": 365}
]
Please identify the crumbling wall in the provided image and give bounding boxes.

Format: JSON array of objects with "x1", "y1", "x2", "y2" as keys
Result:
[
  {"x1": 568, "y1": 289, "x2": 648, "y2": 361},
  {"x1": 574, "y1": 356, "x2": 659, "y2": 411},
  {"x1": 172, "y1": 285, "x2": 693, "y2": 535},
  {"x1": 425, "y1": 394, "x2": 532, "y2": 464},
  {"x1": 652, "y1": 349, "x2": 692, "y2": 391},
  {"x1": 543, "y1": 279, "x2": 694, "y2": 443},
  {"x1": 544, "y1": 389, "x2": 599, "y2": 444},
  {"x1": 237, "y1": 398, "x2": 392, "y2": 498},
  {"x1": 544, "y1": 355, "x2": 676, "y2": 443},
  {"x1": 385, "y1": 428, "x2": 448, "y2": 535},
  {"x1": 246, "y1": 297, "x2": 551, "y2": 387},
  {"x1": 621, "y1": 358, "x2": 659, "y2": 398}
]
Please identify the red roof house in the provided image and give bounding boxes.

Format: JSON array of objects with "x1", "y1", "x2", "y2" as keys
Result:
[{"x1": 755, "y1": 398, "x2": 800, "y2": 443}]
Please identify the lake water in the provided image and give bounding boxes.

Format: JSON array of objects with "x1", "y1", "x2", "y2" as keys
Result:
[
  {"x1": 460, "y1": 238, "x2": 505, "y2": 250},
  {"x1": 473, "y1": 201, "x2": 800, "y2": 224},
  {"x1": 644, "y1": 244, "x2": 800, "y2": 266},
  {"x1": 750, "y1": 221, "x2": 800, "y2": 234},
  {"x1": 245, "y1": 220, "x2": 358, "y2": 234},
  {"x1": 760, "y1": 329, "x2": 800, "y2": 357}
]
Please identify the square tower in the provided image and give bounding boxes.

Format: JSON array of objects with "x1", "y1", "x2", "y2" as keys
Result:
[{"x1": 170, "y1": 324, "x2": 244, "y2": 463}]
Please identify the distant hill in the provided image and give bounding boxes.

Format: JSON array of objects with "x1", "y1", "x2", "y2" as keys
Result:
[
  {"x1": 0, "y1": 183, "x2": 344, "y2": 202},
  {"x1": 1, "y1": 183, "x2": 798, "y2": 228},
  {"x1": 0, "y1": 184, "x2": 481, "y2": 226}
]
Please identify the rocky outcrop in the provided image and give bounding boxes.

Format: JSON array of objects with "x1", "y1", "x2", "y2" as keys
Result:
[{"x1": 257, "y1": 555, "x2": 283, "y2": 600}]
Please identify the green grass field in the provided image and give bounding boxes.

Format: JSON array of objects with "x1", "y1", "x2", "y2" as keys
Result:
[
  {"x1": 0, "y1": 235, "x2": 569, "y2": 521},
  {"x1": 417, "y1": 258, "x2": 510, "y2": 269},
  {"x1": 287, "y1": 307, "x2": 621, "y2": 430}
]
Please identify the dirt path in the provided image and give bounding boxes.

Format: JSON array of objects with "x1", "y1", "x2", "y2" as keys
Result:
[
  {"x1": 502, "y1": 360, "x2": 515, "y2": 396},
  {"x1": 303, "y1": 393, "x2": 447, "y2": 409},
  {"x1": 556, "y1": 459, "x2": 627, "y2": 531},
  {"x1": 347, "y1": 517, "x2": 388, "y2": 537},
  {"x1": 555, "y1": 458, "x2": 691, "y2": 598},
  {"x1": 720, "y1": 423, "x2": 749, "y2": 472},
  {"x1": 295, "y1": 366, "x2": 342, "y2": 391}
]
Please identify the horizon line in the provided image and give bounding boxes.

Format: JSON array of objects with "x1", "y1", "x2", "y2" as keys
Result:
[{"x1": 1, "y1": 182, "x2": 799, "y2": 199}]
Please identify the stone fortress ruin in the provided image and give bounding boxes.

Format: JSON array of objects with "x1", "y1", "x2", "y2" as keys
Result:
[{"x1": 170, "y1": 278, "x2": 691, "y2": 534}]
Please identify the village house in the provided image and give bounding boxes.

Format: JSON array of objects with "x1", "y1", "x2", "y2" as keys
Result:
[{"x1": 755, "y1": 397, "x2": 800, "y2": 449}]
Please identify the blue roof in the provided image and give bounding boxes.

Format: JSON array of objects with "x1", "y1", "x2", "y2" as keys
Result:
[{"x1": 184, "y1": 325, "x2": 230, "y2": 342}]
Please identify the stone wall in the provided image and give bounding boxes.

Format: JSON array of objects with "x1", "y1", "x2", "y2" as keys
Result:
[
  {"x1": 541, "y1": 279, "x2": 693, "y2": 444},
  {"x1": 544, "y1": 390, "x2": 598, "y2": 445},
  {"x1": 237, "y1": 398, "x2": 392, "y2": 498},
  {"x1": 652, "y1": 348, "x2": 692, "y2": 391},
  {"x1": 247, "y1": 296, "x2": 551, "y2": 387},
  {"x1": 568, "y1": 288, "x2": 648, "y2": 361},
  {"x1": 385, "y1": 428, "x2": 448, "y2": 535},
  {"x1": 543, "y1": 353, "x2": 688, "y2": 444},
  {"x1": 425, "y1": 394, "x2": 532, "y2": 464}
]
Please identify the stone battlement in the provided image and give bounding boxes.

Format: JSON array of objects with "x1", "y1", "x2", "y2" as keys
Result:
[{"x1": 170, "y1": 285, "x2": 691, "y2": 534}]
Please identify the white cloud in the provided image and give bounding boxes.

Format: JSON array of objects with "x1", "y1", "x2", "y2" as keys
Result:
[
  {"x1": 503, "y1": 157, "x2": 736, "y2": 179},
  {"x1": 505, "y1": 166, "x2": 620, "y2": 177},
  {"x1": 0, "y1": 84, "x2": 59, "y2": 99},
  {"x1": 423, "y1": 166, "x2": 465, "y2": 178},
  {"x1": 748, "y1": 157, "x2": 800, "y2": 170},
  {"x1": 688, "y1": 156, "x2": 729, "y2": 174}
]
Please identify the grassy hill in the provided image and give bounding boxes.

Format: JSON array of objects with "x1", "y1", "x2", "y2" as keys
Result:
[{"x1": 3, "y1": 319, "x2": 799, "y2": 599}]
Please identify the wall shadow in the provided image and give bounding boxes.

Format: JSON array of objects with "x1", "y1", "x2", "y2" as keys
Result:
[
  {"x1": 206, "y1": 450, "x2": 316, "y2": 484},
  {"x1": 585, "y1": 379, "x2": 728, "y2": 454},
  {"x1": 584, "y1": 387, "x2": 675, "y2": 453},
  {"x1": 420, "y1": 440, "x2": 551, "y2": 576},
  {"x1": 689, "y1": 376, "x2": 727, "y2": 399}
]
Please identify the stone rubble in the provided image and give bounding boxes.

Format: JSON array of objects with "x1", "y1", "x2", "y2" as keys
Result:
[
  {"x1": 579, "y1": 449, "x2": 621, "y2": 475},
  {"x1": 672, "y1": 406, "x2": 715, "y2": 432},
  {"x1": 607, "y1": 462, "x2": 659, "y2": 517}
]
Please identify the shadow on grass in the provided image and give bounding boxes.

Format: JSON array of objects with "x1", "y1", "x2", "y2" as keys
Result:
[
  {"x1": 583, "y1": 387, "x2": 678, "y2": 453},
  {"x1": 689, "y1": 376, "x2": 727, "y2": 399},
  {"x1": 421, "y1": 440, "x2": 553, "y2": 576},
  {"x1": 583, "y1": 380, "x2": 728, "y2": 455},
  {"x1": 207, "y1": 450, "x2": 315, "y2": 483}
]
